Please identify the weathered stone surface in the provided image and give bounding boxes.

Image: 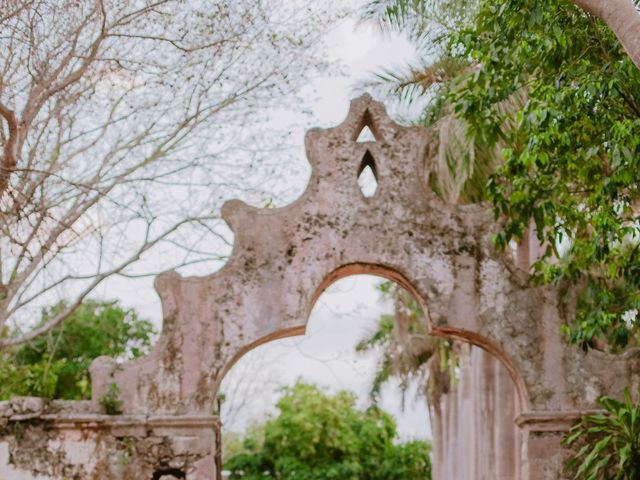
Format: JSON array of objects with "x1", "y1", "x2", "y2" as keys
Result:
[
  {"x1": 0, "y1": 401, "x2": 13, "y2": 418},
  {"x1": 0, "y1": 402, "x2": 218, "y2": 479},
  {"x1": 10, "y1": 397, "x2": 46, "y2": 417},
  {"x1": 1, "y1": 95, "x2": 638, "y2": 478},
  {"x1": 103, "y1": 94, "x2": 639, "y2": 416}
]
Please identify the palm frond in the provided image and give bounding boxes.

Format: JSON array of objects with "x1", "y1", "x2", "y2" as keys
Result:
[
  {"x1": 363, "y1": 57, "x2": 468, "y2": 105},
  {"x1": 358, "y1": 56, "x2": 469, "y2": 130},
  {"x1": 362, "y1": 0, "x2": 478, "y2": 40},
  {"x1": 357, "y1": 282, "x2": 452, "y2": 405},
  {"x1": 425, "y1": 85, "x2": 527, "y2": 204}
]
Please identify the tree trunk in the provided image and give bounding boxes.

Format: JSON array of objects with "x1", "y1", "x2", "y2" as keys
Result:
[{"x1": 571, "y1": 0, "x2": 640, "y2": 70}]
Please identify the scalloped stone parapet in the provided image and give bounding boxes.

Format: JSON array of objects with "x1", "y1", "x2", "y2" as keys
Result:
[
  {"x1": 70, "y1": 94, "x2": 640, "y2": 479},
  {"x1": 97, "y1": 95, "x2": 640, "y2": 422}
]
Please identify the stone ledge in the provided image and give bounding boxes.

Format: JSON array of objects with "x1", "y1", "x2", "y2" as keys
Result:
[
  {"x1": 515, "y1": 410, "x2": 605, "y2": 431},
  {"x1": 38, "y1": 414, "x2": 221, "y2": 428},
  {"x1": 0, "y1": 398, "x2": 98, "y2": 418},
  {"x1": 2, "y1": 411, "x2": 221, "y2": 437}
]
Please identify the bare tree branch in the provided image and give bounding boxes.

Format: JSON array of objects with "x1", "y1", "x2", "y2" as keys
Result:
[
  {"x1": 1, "y1": 215, "x2": 209, "y2": 346},
  {"x1": 0, "y1": 0, "x2": 340, "y2": 346}
]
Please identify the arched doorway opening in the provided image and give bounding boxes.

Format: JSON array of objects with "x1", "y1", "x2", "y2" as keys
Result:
[{"x1": 217, "y1": 268, "x2": 525, "y2": 479}]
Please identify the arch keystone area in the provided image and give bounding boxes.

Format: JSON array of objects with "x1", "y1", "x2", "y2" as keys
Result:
[{"x1": 2, "y1": 96, "x2": 639, "y2": 479}]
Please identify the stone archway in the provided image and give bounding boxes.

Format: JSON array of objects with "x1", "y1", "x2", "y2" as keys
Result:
[
  {"x1": 217, "y1": 266, "x2": 526, "y2": 480},
  {"x1": 217, "y1": 261, "x2": 529, "y2": 411},
  {"x1": 3, "y1": 95, "x2": 639, "y2": 479},
  {"x1": 93, "y1": 94, "x2": 640, "y2": 478}
]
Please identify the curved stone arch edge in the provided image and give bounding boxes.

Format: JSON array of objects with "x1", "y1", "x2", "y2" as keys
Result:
[
  {"x1": 86, "y1": 91, "x2": 506, "y2": 405},
  {"x1": 213, "y1": 261, "x2": 531, "y2": 415}
]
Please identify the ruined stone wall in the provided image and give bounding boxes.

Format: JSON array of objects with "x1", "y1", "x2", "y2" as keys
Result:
[
  {"x1": 0, "y1": 397, "x2": 217, "y2": 480},
  {"x1": 432, "y1": 346, "x2": 520, "y2": 480}
]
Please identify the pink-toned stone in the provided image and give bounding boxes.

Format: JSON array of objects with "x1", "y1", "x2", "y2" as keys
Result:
[
  {"x1": 2, "y1": 95, "x2": 639, "y2": 479},
  {"x1": 96, "y1": 94, "x2": 640, "y2": 479}
]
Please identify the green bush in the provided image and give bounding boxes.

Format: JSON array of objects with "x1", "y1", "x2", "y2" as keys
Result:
[
  {"x1": 564, "y1": 388, "x2": 640, "y2": 479},
  {"x1": 225, "y1": 382, "x2": 431, "y2": 480},
  {"x1": 0, "y1": 300, "x2": 156, "y2": 400}
]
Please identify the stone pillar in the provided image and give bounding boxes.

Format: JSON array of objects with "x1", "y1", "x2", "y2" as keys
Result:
[
  {"x1": 494, "y1": 353, "x2": 519, "y2": 479},
  {"x1": 517, "y1": 412, "x2": 591, "y2": 480},
  {"x1": 433, "y1": 346, "x2": 520, "y2": 480},
  {"x1": 429, "y1": 396, "x2": 444, "y2": 480}
]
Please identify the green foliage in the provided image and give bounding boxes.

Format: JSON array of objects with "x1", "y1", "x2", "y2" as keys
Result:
[
  {"x1": 448, "y1": 0, "x2": 640, "y2": 351},
  {"x1": 224, "y1": 382, "x2": 432, "y2": 479},
  {"x1": 223, "y1": 422, "x2": 265, "y2": 465},
  {"x1": 370, "y1": 0, "x2": 640, "y2": 351},
  {"x1": 99, "y1": 382, "x2": 123, "y2": 415},
  {"x1": 357, "y1": 281, "x2": 455, "y2": 405},
  {"x1": 563, "y1": 388, "x2": 640, "y2": 479},
  {"x1": 0, "y1": 300, "x2": 156, "y2": 400},
  {"x1": 12, "y1": 421, "x2": 24, "y2": 443},
  {"x1": 118, "y1": 436, "x2": 136, "y2": 465}
]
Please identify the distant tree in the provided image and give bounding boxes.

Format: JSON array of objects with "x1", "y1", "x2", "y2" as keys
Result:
[
  {"x1": 218, "y1": 347, "x2": 287, "y2": 433},
  {"x1": 0, "y1": 300, "x2": 155, "y2": 399},
  {"x1": 224, "y1": 382, "x2": 432, "y2": 480}
]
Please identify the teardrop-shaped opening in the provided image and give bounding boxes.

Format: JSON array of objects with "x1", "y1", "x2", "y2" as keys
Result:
[
  {"x1": 356, "y1": 125, "x2": 376, "y2": 143},
  {"x1": 352, "y1": 109, "x2": 381, "y2": 143},
  {"x1": 358, "y1": 150, "x2": 378, "y2": 198}
]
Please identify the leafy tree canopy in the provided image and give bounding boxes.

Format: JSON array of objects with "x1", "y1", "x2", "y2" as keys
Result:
[
  {"x1": 0, "y1": 300, "x2": 156, "y2": 400},
  {"x1": 366, "y1": 0, "x2": 640, "y2": 351},
  {"x1": 224, "y1": 382, "x2": 432, "y2": 480},
  {"x1": 448, "y1": 0, "x2": 640, "y2": 351}
]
